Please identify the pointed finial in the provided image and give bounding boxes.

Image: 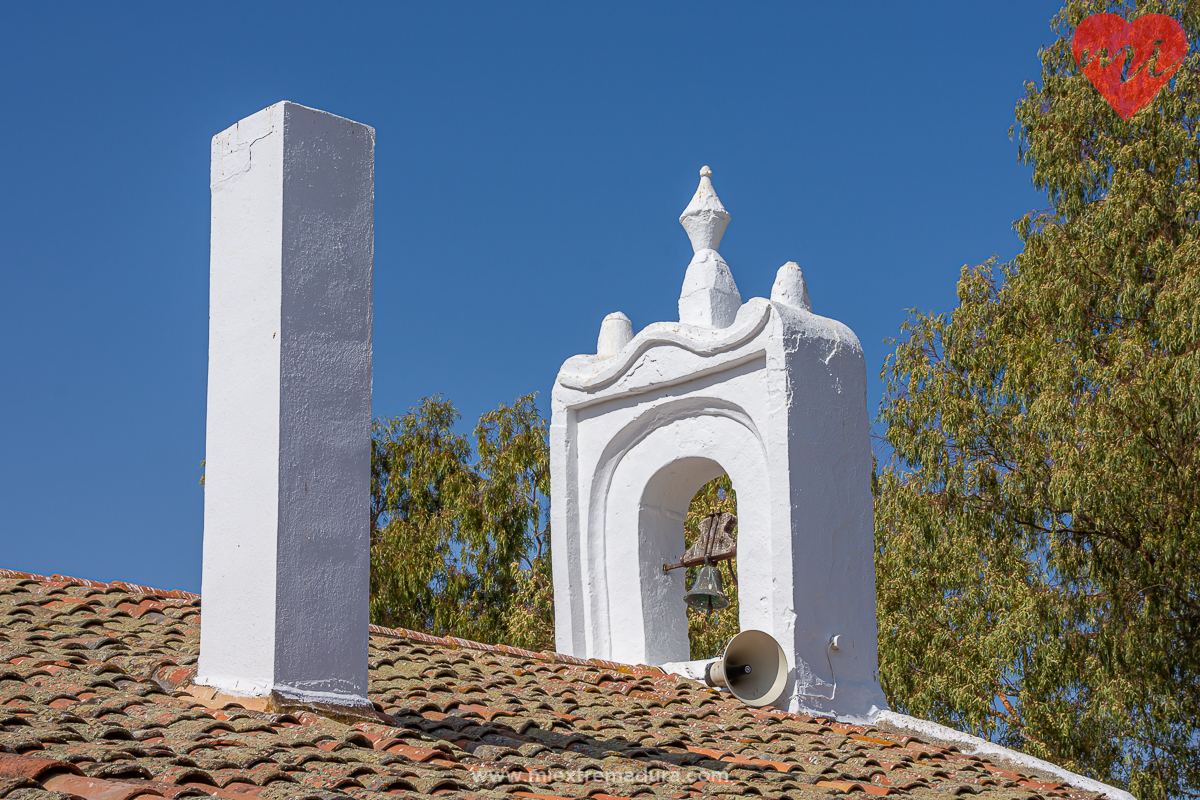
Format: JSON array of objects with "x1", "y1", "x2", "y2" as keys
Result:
[{"x1": 680, "y1": 166, "x2": 730, "y2": 253}]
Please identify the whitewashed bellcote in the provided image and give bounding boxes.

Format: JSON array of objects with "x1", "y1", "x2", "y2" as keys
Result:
[{"x1": 551, "y1": 166, "x2": 888, "y2": 723}]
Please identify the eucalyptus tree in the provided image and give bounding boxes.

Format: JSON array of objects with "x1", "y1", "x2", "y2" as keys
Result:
[
  {"x1": 875, "y1": 3, "x2": 1200, "y2": 797},
  {"x1": 370, "y1": 394, "x2": 553, "y2": 651}
]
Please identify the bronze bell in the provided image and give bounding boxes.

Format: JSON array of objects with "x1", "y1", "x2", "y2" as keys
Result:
[{"x1": 684, "y1": 563, "x2": 729, "y2": 613}]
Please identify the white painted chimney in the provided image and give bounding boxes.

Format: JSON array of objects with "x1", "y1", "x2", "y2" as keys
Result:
[{"x1": 197, "y1": 102, "x2": 374, "y2": 709}]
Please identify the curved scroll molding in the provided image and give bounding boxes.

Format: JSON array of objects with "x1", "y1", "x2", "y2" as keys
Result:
[{"x1": 559, "y1": 298, "x2": 774, "y2": 392}]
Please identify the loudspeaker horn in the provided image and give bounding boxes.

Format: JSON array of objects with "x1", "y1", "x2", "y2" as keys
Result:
[{"x1": 703, "y1": 629, "x2": 789, "y2": 707}]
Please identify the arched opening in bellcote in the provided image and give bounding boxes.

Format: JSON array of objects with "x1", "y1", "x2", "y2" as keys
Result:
[{"x1": 597, "y1": 407, "x2": 772, "y2": 667}]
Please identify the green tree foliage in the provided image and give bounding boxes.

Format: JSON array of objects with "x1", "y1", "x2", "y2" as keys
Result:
[
  {"x1": 370, "y1": 394, "x2": 553, "y2": 651},
  {"x1": 685, "y1": 476, "x2": 740, "y2": 660},
  {"x1": 875, "y1": 3, "x2": 1200, "y2": 797}
]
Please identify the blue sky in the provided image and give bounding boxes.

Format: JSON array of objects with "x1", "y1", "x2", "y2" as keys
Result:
[{"x1": 0, "y1": 2, "x2": 1059, "y2": 592}]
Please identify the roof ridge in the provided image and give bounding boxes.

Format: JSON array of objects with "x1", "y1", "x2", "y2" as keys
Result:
[{"x1": 0, "y1": 567, "x2": 200, "y2": 600}]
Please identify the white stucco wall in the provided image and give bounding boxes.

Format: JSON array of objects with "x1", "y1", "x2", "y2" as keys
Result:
[
  {"x1": 198, "y1": 102, "x2": 374, "y2": 708},
  {"x1": 550, "y1": 169, "x2": 887, "y2": 722}
]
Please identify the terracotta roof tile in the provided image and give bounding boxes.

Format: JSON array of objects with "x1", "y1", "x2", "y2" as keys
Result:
[{"x1": 0, "y1": 570, "x2": 1106, "y2": 800}]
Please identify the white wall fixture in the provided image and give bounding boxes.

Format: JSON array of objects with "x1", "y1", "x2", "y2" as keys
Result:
[
  {"x1": 197, "y1": 102, "x2": 375, "y2": 709},
  {"x1": 549, "y1": 167, "x2": 888, "y2": 722}
]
